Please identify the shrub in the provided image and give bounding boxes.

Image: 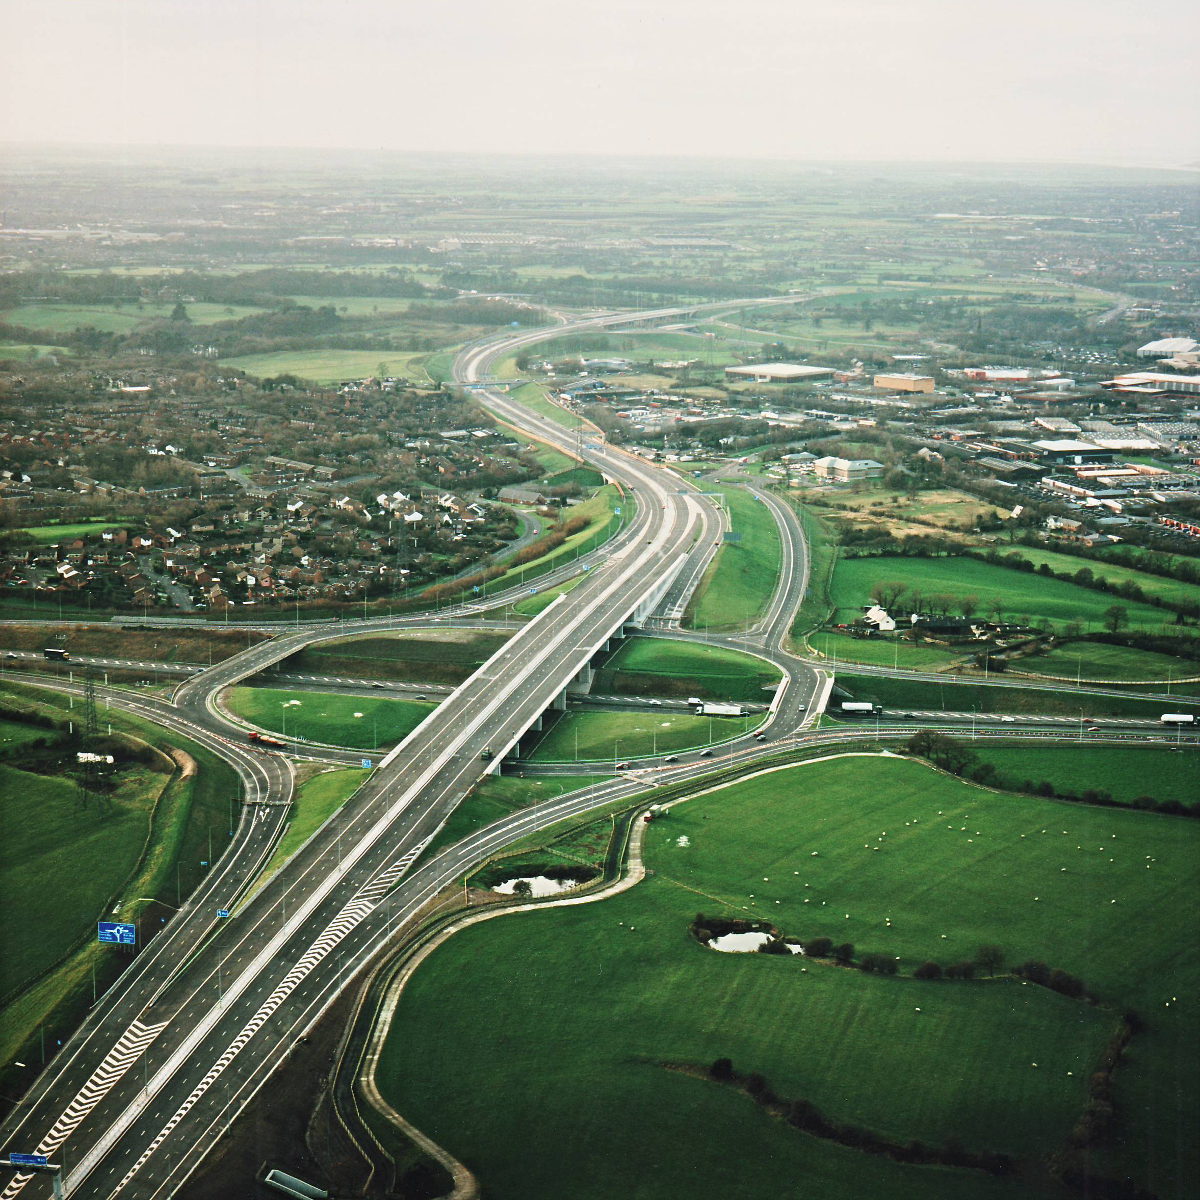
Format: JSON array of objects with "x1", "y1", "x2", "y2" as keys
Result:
[
  {"x1": 709, "y1": 1057, "x2": 733, "y2": 1082},
  {"x1": 913, "y1": 961, "x2": 942, "y2": 981},
  {"x1": 945, "y1": 961, "x2": 976, "y2": 980},
  {"x1": 803, "y1": 936, "x2": 833, "y2": 957}
]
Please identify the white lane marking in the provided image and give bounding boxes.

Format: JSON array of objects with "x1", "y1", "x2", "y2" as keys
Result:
[{"x1": 0, "y1": 1021, "x2": 166, "y2": 1200}]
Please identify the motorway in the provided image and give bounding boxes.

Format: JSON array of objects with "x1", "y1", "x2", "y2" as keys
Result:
[
  {"x1": 0, "y1": 307, "x2": 741, "y2": 1199},
  {"x1": 3, "y1": 296, "x2": 1193, "y2": 1198}
]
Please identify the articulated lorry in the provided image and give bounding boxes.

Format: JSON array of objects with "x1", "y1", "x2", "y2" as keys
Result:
[
  {"x1": 693, "y1": 702, "x2": 748, "y2": 716},
  {"x1": 1160, "y1": 713, "x2": 1195, "y2": 726},
  {"x1": 839, "y1": 701, "x2": 883, "y2": 716}
]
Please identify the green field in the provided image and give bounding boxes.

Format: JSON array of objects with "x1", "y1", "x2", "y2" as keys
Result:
[
  {"x1": 529, "y1": 708, "x2": 755, "y2": 762},
  {"x1": 831, "y1": 556, "x2": 1175, "y2": 632},
  {"x1": 377, "y1": 756, "x2": 1198, "y2": 1198},
  {"x1": 0, "y1": 683, "x2": 239, "y2": 1071},
  {"x1": 995, "y1": 547, "x2": 1200, "y2": 612},
  {"x1": 0, "y1": 762, "x2": 171, "y2": 1003},
  {"x1": 18, "y1": 519, "x2": 130, "y2": 545},
  {"x1": 225, "y1": 686, "x2": 435, "y2": 750},
  {"x1": 972, "y1": 744, "x2": 1199, "y2": 806},
  {"x1": 684, "y1": 489, "x2": 783, "y2": 631},
  {"x1": 1016, "y1": 640, "x2": 1200, "y2": 684},
  {"x1": 0, "y1": 301, "x2": 266, "y2": 333},
  {"x1": 833, "y1": 672, "x2": 1200, "y2": 721},
  {"x1": 811, "y1": 630, "x2": 962, "y2": 670},
  {"x1": 290, "y1": 629, "x2": 512, "y2": 686},
  {"x1": 595, "y1": 636, "x2": 781, "y2": 702},
  {"x1": 220, "y1": 348, "x2": 427, "y2": 383},
  {"x1": 512, "y1": 575, "x2": 583, "y2": 616}
]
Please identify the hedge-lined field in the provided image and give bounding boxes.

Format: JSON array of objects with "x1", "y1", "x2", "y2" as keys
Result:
[{"x1": 377, "y1": 755, "x2": 1198, "y2": 1198}]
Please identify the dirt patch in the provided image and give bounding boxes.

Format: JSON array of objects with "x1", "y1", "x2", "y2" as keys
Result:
[
  {"x1": 175, "y1": 984, "x2": 371, "y2": 1200},
  {"x1": 168, "y1": 748, "x2": 197, "y2": 778}
]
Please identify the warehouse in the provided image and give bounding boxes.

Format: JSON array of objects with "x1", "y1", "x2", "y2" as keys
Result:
[{"x1": 725, "y1": 363, "x2": 835, "y2": 383}]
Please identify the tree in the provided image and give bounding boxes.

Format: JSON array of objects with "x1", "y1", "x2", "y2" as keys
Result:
[
  {"x1": 709, "y1": 1057, "x2": 734, "y2": 1081},
  {"x1": 975, "y1": 945, "x2": 1005, "y2": 977},
  {"x1": 511, "y1": 879, "x2": 533, "y2": 898},
  {"x1": 803, "y1": 936, "x2": 833, "y2": 958},
  {"x1": 914, "y1": 961, "x2": 943, "y2": 981},
  {"x1": 1104, "y1": 604, "x2": 1129, "y2": 633},
  {"x1": 170, "y1": 301, "x2": 190, "y2": 322},
  {"x1": 833, "y1": 942, "x2": 855, "y2": 964},
  {"x1": 945, "y1": 961, "x2": 976, "y2": 980}
]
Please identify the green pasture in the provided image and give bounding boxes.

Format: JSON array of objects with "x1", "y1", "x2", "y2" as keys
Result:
[
  {"x1": 811, "y1": 630, "x2": 961, "y2": 670},
  {"x1": 0, "y1": 301, "x2": 265, "y2": 333},
  {"x1": 220, "y1": 348, "x2": 426, "y2": 383},
  {"x1": 995, "y1": 547, "x2": 1200, "y2": 611},
  {"x1": 529, "y1": 708, "x2": 755, "y2": 762},
  {"x1": 0, "y1": 342, "x2": 67, "y2": 360},
  {"x1": 503, "y1": 380, "x2": 586, "y2": 429},
  {"x1": 833, "y1": 672, "x2": 1200, "y2": 721},
  {"x1": 684, "y1": 489, "x2": 782, "y2": 632},
  {"x1": 1015, "y1": 640, "x2": 1200, "y2": 684},
  {"x1": 0, "y1": 683, "x2": 238, "y2": 1068},
  {"x1": 971, "y1": 744, "x2": 1198, "y2": 806},
  {"x1": 378, "y1": 755, "x2": 1198, "y2": 1198},
  {"x1": 226, "y1": 686, "x2": 435, "y2": 750},
  {"x1": 596, "y1": 636, "x2": 781, "y2": 703},
  {"x1": 831, "y1": 556, "x2": 1174, "y2": 632},
  {"x1": 0, "y1": 762, "x2": 170, "y2": 1003}
]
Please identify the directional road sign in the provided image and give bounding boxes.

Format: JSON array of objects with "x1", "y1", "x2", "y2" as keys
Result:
[
  {"x1": 216, "y1": 909, "x2": 230, "y2": 919},
  {"x1": 97, "y1": 922, "x2": 136, "y2": 945},
  {"x1": 361, "y1": 758, "x2": 373, "y2": 768},
  {"x1": 7, "y1": 1154, "x2": 48, "y2": 1167}
]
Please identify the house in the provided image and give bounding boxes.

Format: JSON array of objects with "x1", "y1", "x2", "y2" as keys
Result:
[{"x1": 812, "y1": 456, "x2": 885, "y2": 483}]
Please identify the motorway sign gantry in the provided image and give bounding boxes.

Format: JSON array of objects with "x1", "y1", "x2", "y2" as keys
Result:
[
  {"x1": 6, "y1": 1154, "x2": 49, "y2": 1167},
  {"x1": 96, "y1": 921, "x2": 136, "y2": 945}
]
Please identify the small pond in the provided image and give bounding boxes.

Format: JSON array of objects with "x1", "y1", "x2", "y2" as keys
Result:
[
  {"x1": 493, "y1": 875, "x2": 583, "y2": 898},
  {"x1": 708, "y1": 931, "x2": 805, "y2": 954}
]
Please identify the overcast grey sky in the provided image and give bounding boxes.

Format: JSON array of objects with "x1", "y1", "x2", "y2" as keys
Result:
[{"x1": 3, "y1": 0, "x2": 1196, "y2": 165}]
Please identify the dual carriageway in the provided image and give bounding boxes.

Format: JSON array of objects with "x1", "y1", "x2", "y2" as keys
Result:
[{"x1": 2, "y1": 303, "x2": 1194, "y2": 1199}]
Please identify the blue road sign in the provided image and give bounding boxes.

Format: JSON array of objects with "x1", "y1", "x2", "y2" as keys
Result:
[
  {"x1": 216, "y1": 909, "x2": 230, "y2": 918},
  {"x1": 361, "y1": 758, "x2": 373, "y2": 768},
  {"x1": 583, "y1": 564, "x2": 591, "y2": 571},
  {"x1": 8, "y1": 1154, "x2": 48, "y2": 1167},
  {"x1": 614, "y1": 506, "x2": 622, "y2": 515},
  {"x1": 97, "y1": 922, "x2": 136, "y2": 946}
]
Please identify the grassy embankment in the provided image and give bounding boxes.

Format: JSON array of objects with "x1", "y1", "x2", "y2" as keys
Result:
[
  {"x1": 684, "y1": 488, "x2": 782, "y2": 632},
  {"x1": 376, "y1": 754, "x2": 1199, "y2": 1199},
  {"x1": 225, "y1": 686, "x2": 435, "y2": 751},
  {"x1": 286, "y1": 629, "x2": 511, "y2": 686},
  {"x1": 0, "y1": 682, "x2": 238, "y2": 1074},
  {"x1": 1014, "y1": 641, "x2": 1200, "y2": 686}
]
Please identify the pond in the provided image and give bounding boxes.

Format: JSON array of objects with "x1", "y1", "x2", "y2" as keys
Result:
[
  {"x1": 708, "y1": 931, "x2": 805, "y2": 954},
  {"x1": 493, "y1": 875, "x2": 583, "y2": 898}
]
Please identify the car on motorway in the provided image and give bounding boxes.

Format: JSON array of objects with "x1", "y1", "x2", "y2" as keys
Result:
[
  {"x1": 1086, "y1": 725, "x2": 1100, "y2": 732},
  {"x1": 999, "y1": 715, "x2": 1016, "y2": 722},
  {"x1": 615, "y1": 761, "x2": 632, "y2": 769},
  {"x1": 371, "y1": 682, "x2": 385, "y2": 689},
  {"x1": 416, "y1": 694, "x2": 427, "y2": 700},
  {"x1": 754, "y1": 732, "x2": 768, "y2": 741},
  {"x1": 664, "y1": 754, "x2": 679, "y2": 762},
  {"x1": 701, "y1": 749, "x2": 714, "y2": 757},
  {"x1": 647, "y1": 698, "x2": 663, "y2": 706}
]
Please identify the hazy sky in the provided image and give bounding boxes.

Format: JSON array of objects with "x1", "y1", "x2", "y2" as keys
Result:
[{"x1": 3, "y1": 0, "x2": 1197, "y2": 166}]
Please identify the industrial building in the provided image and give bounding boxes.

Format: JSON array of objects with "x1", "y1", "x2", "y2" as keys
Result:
[
  {"x1": 1136, "y1": 338, "x2": 1199, "y2": 359},
  {"x1": 812, "y1": 455, "x2": 885, "y2": 482},
  {"x1": 725, "y1": 363, "x2": 835, "y2": 384},
  {"x1": 1101, "y1": 371, "x2": 1200, "y2": 397},
  {"x1": 873, "y1": 372, "x2": 935, "y2": 394}
]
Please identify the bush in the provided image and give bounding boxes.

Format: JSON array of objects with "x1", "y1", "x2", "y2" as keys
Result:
[
  {"x1": 833, "y1": 942, "x2": 855, "y2": 964},
  {"x1": 945, "y1": 961, "x2": 976, "y2": 980},
  {"x1": 1049, "y1": 968, "x2": 1085, "y2": 998},
  {"x1": 709, "y1": 1057, "x2": 733, "y2": 1081},
  {"x1": 913, "y1": 961, "x2": 942, "y2": 981},
  {"x1": 1014, "y1": 960, "x2": 1050, "y2": 986},
  {"x1": 860, "y1": 953, "x2": 898, "y2": 975},
  {"x1": 803, "y1": 936, "x2": 833, "y2": 957}
]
